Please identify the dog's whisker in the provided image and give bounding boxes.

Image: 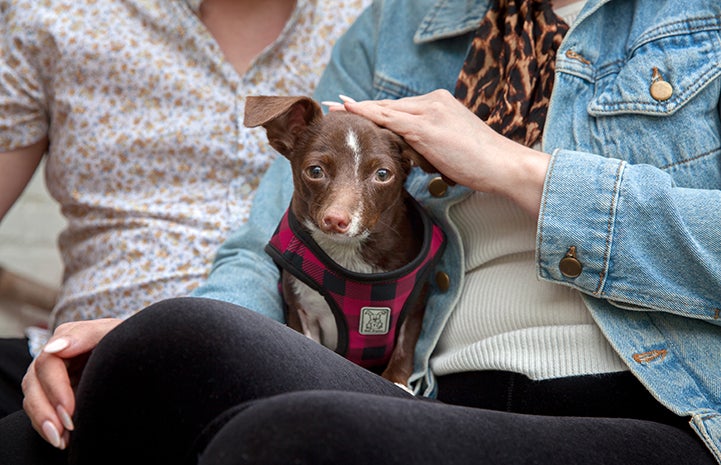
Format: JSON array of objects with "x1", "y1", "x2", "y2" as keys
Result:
[{"x1": 377, "y1": 219, "x2": 403, "y2": 239}]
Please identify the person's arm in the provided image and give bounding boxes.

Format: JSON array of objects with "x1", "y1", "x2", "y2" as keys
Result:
[
  {"x1": 0, "y1": 138, "x2": 47, "y2": 222},
  {"x1": 341, "y1": 91, "x2": 549, "y2": 218},
  {"x1": 345, "y1": 91, "x2": 721, "y2": 326},
  {"x1": 536, "y1": 149, "x2": 721, "y2": 326},
  {"x1": 312, "y1": 2, "x2": 378, "y2": 104}
]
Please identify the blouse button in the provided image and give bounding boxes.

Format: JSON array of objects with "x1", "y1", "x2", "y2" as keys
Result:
[
  {"x1": 559, "y1": 246, "x2": 583, "y2": 278},
  {"x1": 428, "y1": 177, "x2": 448, "y2": 197}
]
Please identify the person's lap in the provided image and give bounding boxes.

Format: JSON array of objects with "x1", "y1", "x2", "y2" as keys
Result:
[
  {"x1": 0, "y1": 297, "x2": 714, "y2": 465},
  {"x1": 198, "y1": 390, "x2": 713, "y2": 465},
  {"x1": 68, "y1": 297, "x2": 412, "y2": 464},
  {"x1": 0, "y1": 336, "x2": 33, "y2": 417},
  {"x1": 0, "y1": 337, "x2": 63, "y2": 464}
]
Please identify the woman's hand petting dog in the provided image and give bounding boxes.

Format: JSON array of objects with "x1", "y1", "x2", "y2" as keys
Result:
[{"x1": 340, "y1": 90, "x2": 551, "y2": 219}]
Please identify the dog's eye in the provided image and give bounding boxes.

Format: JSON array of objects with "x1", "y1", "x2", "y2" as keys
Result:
[
  {"x1": 306, "y1": 165, "x2": 325, "y2": 179},
  {"x1": 375, "y1": 168, "x2": 392, "y2": 182}
]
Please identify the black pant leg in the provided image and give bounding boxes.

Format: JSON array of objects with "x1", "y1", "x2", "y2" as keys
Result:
[
  {"x1": 0, "y1": 337, "x2": 32, "y2": 417},
  {"x1": 0, "y1": 410, "x2": 67, "y2": 465},
  {"x1": 68, "y1": 297, "x2": 410, "y2": 465},
  {"x1": 198, "y1": 390, "x2": 717, "y2": 465}
]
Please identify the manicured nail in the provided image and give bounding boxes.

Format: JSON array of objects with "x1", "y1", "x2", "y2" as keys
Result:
[
  {"x1": 43, "y1": 338, "x2": 70, "y2": 354},
  {"x1": 42, "y1": 420, "x2": 62, "y2": 449},
  {"x1": 339, "y1": 94, "x2": 356, "y2": 103},
  {"x1": 57, "y1": 405, "x2": 74, "y2": 431},
  {"x1": 321, "y1": 101, "x2": 343, "y2": 107}
]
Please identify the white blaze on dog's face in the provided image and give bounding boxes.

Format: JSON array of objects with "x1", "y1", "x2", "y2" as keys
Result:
[
  {"x1": 293, "y1": 112, "x2": 412, "y2": 252},
  {"x1": 342, "y1": 128, "x2": 364, "y2": 237}
]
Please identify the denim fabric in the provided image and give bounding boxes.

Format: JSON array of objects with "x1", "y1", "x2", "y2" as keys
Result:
[{"x1": 193, "y1": 0, "x2": 721, "y2": 460}]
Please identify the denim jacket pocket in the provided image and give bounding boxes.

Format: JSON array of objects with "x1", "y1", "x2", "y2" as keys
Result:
[
  {"x1": 582, "y1": 23, "x2": 721, "y2": 174},
  {"x1": 588, "y1": 25, "x2": 721, "y2": 117}
]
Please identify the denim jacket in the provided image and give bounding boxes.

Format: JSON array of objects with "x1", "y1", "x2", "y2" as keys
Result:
[{"x1": 193, "y1": 0, "x2": 721, "y2": 460}]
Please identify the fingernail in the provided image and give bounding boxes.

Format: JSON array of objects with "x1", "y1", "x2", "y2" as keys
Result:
[
  {"x1": 339, "y1": 94, "x2": 356, "y2": 103},
  {"x1": 321, "y1": 101, "x2": 343, "y2": 107},
  {"x1": 43, "y1": 338, "x2": 70, "y2": 354},
  {"x1": 57, "y1": 405, "x2": 75, "y2": 431},
  {"x1": 42, "y1": 420, "x2": 62, "y2": 449}
]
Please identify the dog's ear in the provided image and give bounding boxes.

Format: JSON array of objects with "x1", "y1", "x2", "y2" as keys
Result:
[
  {"x1": 385, "y1": 130, "x2": 456, "y2": 186},
  {"x1": 244, "y1": 96, "x2": 323, "y2": 158}
]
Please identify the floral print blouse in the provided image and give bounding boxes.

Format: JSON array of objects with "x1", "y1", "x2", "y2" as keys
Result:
[{"x1": 0, "y1": 0, "x2": 369, "y2": 353}]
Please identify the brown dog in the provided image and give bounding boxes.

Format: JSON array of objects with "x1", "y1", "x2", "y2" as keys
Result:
[{"x1": 244, "y1": 96, "x2": 445, "y2": 390}]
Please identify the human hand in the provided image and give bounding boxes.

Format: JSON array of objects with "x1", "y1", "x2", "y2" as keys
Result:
[
  {"x1": 22, "y1": 318, "x2": 123, "y2": 449},
  {"x1": 340, "y1": 90, "x2": 551, "y2": 218}
]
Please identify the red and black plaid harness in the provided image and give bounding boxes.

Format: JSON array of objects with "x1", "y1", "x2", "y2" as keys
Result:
[{"x1": 265, "y1": 197, "x2": 446, "y2": 369}]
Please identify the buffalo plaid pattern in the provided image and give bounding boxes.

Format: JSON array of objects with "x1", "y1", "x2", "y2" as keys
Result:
[{"x1": 266, "y1": 200, "x2": 446, "y2": 369}]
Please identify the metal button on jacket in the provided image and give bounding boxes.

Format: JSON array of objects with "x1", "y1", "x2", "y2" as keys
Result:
[
  {"x1": 435, "y1": 271, "x2": 450, "y2": 292},
  {"x1": 428, "y1": 177, "x2": 448, "y2": 197},
  {"x1": 650, "y1": 67, "x2": 673, "y2": 102},
  {"x1": 559, "y1": 246, "x2": 583, "y2": 278}
]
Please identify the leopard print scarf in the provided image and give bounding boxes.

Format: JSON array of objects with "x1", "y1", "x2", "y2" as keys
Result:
[{"x1": 454, "y1": 0, "x2": 569, "y2": 147}]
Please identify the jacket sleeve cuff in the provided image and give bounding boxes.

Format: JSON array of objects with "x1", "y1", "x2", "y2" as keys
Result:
[{"x1": 536, "y1": 149, "x2": 626, "y2": 295}]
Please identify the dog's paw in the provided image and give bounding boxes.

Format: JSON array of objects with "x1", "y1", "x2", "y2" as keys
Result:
[{"x1": 394, "y1": 382, "x2": 415, "y2": 396}]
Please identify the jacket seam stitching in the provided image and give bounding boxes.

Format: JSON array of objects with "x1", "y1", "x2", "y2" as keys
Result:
[
  {"x1": 595, "y1": 160, "x2": 625, "y2": 295},
  {"x1": 659, "y1": 147, "x2": 721, "y2": 171}
]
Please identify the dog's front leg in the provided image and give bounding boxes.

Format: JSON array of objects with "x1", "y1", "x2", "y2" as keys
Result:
[
  {"x1": 282, "y1": 271, "x2": 324, "y2": 343},
  {"x1": 282, "y1": 271, "x2": 305, "y2": 333},
  {"x1": 380, "y1": 288, "x2": 427, "y2": 392}
]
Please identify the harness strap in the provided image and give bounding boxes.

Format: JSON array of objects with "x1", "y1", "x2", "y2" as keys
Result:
[{"x1": 266, "y1": 197, "x2": 446, "y2": 368}]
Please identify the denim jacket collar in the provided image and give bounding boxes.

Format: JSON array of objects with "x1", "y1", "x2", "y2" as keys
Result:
[
  {"x1": 414, "y1": 0, "x2": 490, "y2": 43},
  {"x1": 414, "y1": 0, "x2": 618, "y2": 44}
]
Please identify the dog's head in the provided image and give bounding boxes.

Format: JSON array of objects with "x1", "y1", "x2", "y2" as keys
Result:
[{"x1": 245, "y1": 96, "x2": 439, "y2": 242}]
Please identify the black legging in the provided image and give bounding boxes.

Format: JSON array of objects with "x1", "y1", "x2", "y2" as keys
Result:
[{"x1": 0, "y1": 297, "x2": 715, "y2": 465}]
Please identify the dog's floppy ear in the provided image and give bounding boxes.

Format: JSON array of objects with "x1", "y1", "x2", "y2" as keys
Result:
[{"x1": 244, "y1": 96, "x2": 322, "y2": 158}]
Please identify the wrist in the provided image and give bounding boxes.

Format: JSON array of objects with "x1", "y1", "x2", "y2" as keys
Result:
[{"x1": 488, "y1": 141, "x2": 550, "y2": 219}]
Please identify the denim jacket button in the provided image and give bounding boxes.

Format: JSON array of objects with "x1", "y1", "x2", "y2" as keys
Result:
[
  {"x1": 565, "y1": 49, "x2": 590, "y2": 65},
  {"x1": 435, "y1": 271, "x2": 450, "y2": 292},
  {"x1": 559, "y1": 246, "x2": 583, "y2": 278},
  {"x1": 650, "y1": 80, "x2": 673, "y2": 101},
  {"x1": 650, "y1": 67, "x2": 673, "y2": 101},
  {"x1": 428, "y1": 177, "x2": 448, "y2": 197}
]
